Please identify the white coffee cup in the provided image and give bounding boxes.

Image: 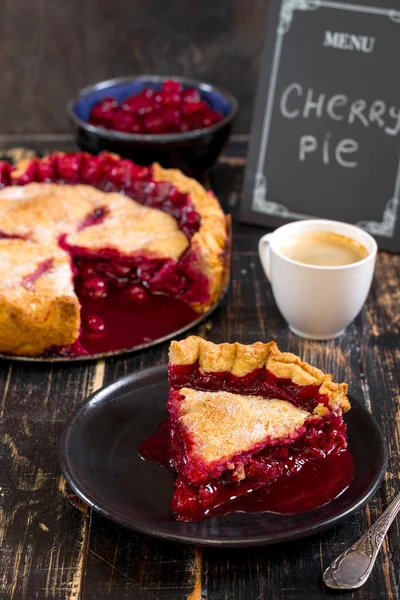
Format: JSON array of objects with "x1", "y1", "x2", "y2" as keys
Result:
[{"x1": 258, "y1": 219, "x2": 377, "y2": 340}]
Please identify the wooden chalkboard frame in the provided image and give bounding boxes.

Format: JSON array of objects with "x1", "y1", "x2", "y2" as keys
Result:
[{"x1": 241, "y1": 0, "x2": 400, "y2": 250}]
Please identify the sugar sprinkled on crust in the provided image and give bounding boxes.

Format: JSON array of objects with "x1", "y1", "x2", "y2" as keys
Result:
[
  {"x1": 0, "y1": 239, "x2": 80, "y2": 355},
  {"x1": 0, "y1": 239, "x2": 74, "y2": 295},
  {"x1": 0, "y1": 182, "x2": 189, "y2": 260},
  {"x1": 67, "y1": 187, "x2": 189, "y2": 260},
  {"x1": 169, "y1": 336, "x2": 350, "y2": 413},
  {"x1": 177, "y1": 387, "x2": 309, "y2": 465},
  {"x1": 0, "y1": 183, "x2": 102, "y2": 246}
]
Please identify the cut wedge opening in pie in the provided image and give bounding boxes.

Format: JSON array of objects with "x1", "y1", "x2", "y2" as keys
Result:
[
  {"x1": 140, "y1": 336, "x2": 353, "y2": 521},
  {"x1": 0, "y1": 153, "x2": 230, "y2": 356}
]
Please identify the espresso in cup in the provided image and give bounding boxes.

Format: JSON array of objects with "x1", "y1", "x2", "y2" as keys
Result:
[
  {"x1": 258, "y1": 220, "x2": 377, "y2": 339},
  {"x1": 278, "y1": 231, "x2": 369, "y2": 267}
]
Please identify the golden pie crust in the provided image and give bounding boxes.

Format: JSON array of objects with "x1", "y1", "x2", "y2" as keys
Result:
[
  {"x1": 177, "y1": 387, "x2": 310, "y2": 465},
  {"x1": 153, "y1": 164, "x2": 229, "y2": 311},
  {"x1": 169, "y1": 336, "x2": 350, "y2": 414},
  {"x1": 0, "y1": 155, "x2": 230, "y2": 356},
  {"x1": 0, "y1": 240, "x2": 80, "y2": 355}
]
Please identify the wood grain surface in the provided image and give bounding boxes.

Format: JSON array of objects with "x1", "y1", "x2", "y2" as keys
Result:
[
  {"x1": 0, "y1": 0, "x2": 267, "y2": 135},
  {"x1": 0, "y1": 142, "x2": 399, "y2": 600}
]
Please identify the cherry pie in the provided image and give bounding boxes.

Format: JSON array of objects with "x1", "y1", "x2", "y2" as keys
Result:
[
  {"x1": 165, "y1": 336, "x2": 351, "y2": 521},
  {"x1": 0, "y1": 153, "x2": 230, "y2": 356}
]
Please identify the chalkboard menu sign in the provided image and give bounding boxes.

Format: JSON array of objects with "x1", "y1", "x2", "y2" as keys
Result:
[{"x1": 241, "y1": 0, "x2": 400, "y2": 251}]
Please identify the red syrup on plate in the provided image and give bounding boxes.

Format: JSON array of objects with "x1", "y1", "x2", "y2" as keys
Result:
[
  {"x1": 78, "y1": 288, "x2": 198, "y2": 355},
  {"x1": 138, "y1": 421, "x2": 175, "y2": 471},
  {"x1": 138, "y1": 421, "x2": 354, "y2": 520},
  {"x1": 220, "y1": 450, "x2": 354, "y2": 516}
]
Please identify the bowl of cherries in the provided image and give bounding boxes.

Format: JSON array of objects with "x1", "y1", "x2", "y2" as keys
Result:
[{"x1": 68, "y1": 75, "x2": 238, "y2": 177}]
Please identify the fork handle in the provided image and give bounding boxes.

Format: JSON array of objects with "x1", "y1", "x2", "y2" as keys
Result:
[{"x1": 323, "y1": 492, "x2": 400, "y2": 590}]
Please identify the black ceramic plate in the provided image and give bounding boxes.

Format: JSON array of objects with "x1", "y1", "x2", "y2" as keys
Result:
[{"x1": 60, "y1": 366, "x2": 387, "y2": 547}]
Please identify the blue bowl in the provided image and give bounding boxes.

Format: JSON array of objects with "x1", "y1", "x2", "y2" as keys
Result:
[{"x1": 68, "y1": 75, "x2": 238, "y2": 177}]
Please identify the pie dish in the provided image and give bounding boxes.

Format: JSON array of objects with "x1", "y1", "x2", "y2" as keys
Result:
[
  {"x1": 0, "y1": 153, "x2": 230, "y2": 357},
  {"x1": 166, "y1": 336, "x2": 351, "y2": 521}
]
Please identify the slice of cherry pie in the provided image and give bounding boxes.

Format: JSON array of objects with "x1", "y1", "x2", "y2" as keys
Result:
[
  {"x1": 0, "y1": 153, "x2": 230, "y2": 356},
  {"x1": 166, "y1": 336, "x2": 351, "y2": 521}
]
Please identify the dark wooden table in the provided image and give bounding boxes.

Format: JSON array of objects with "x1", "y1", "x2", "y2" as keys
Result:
[{"x1": 1, "y1": 137, "x2": 399, "y2": 600}]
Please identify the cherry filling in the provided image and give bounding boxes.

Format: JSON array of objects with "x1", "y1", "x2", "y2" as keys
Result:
[
  {"x1": 0, "y1": 153, "x2": 208, "y2": 356},
  {"x1": 22, "y1": 259, "x2": 54, "y2": 291},
  {"x1": 78, "y1": 206, "x2": 108, "y2": 230},
  {"x1": 172, "y1": 449, "x2": 354, "y2": 521},
  {"x1": 66, "y1": 243, "x2": 210, "y2": 304},
  {"x1": 139, "y1": 365, "x2": 353, "y2": 521},
  {"x1": 88, "y1": 79, "x2": 224, "y2": 134},
  {"x1": 0, "y1": 230, "x2": 27, "y2": 240},
  {"x1": 168, "y1": 362, "x2": 323, "y2": 412},
  {"x1": 47, "y1": 245, "x2": 209, "y2": 355},
  {"x1": 76, "y1": 287, "x2": 199, "y2": 355},
  {"x1": 51, "y1": 242, "x2": 210, "y2": 355}
]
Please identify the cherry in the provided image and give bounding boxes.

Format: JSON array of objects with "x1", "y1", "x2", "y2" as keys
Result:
[
  {"x1": 162, "y1": 108, "x2": 181, "y2": 131},
  {"x1": 126, "y1": 285, "x2": 148, "y2": 304},
  {"x1": 137, "y1": 261, "x2": 159, "y2": 282},
  {"x1": 111, "y1": 109, "x2": 139, "y2": 133},
  {"x1": 184, "y1": 210, "x2": 201, "y2": 228},
  {"x1": 113, "y1": 263, "x2": 131, "y2": 277},
  {"x1": 161, "y1": 91, "x2": 181, "y2": 107},
  {"x1": 146, "y1": 181, "x2": 170, "y2": 200},
  {"x1": 122, "y1": 95, "x2": 144, "y2": 113},
  {"x1": 81, "y1": 276, "x2": 107, "y2": 298},
  {"x1": 180, "y1": 207, "x2": 201, "y2": 236},
  {"x1": 202, "y1": 110, "x2": 223, "y2": 127},
  {"x1": 143, "y1": 116, "x2": 168, "y2": 134},
  {"x1": 137, "y1": 105, "x2": 155, "y2": 118},
  {"x1": 97, "y1": 152, "x2": 120, "y2": 177},
  {"x1": 80, "y1": 207, "x2": 106, "y2": 230},
  {"x1": 100, "y1": 157, "x2": 150, "y2": 189},
  {"x1": 56, "y1": 153, "x2": 82, "y2": 182},
  {"x1": 86, "y1": 314, "x2": 106, "y2": 334},
  {"x1": 167, "y1": 187, "x2": 187, "y2": 208},
  {"x1": 79, "y1": 264, "x2": 96, "y2": 278},
  {"x1": 81, "y1": 154, "x2": 103, "y2": 185},
  {"x1": 182, "y1": 88, "x2": 201, "y2": 104},
  {"x1": 17, "y1": 160, "x2": 37, "y2": 185},
  {"x1": 90, "y1": 97, "x2": 118, "y2": 125},
  {"x1": 162, "y1": 80, "x2": 182, "y2": 94},
  {"x1": 131, "y1": 164, "x2": 152, "y2": 180},
  {"x1": 143, "y1": 88, "x2": 155, "y2": 100},
  {"x1": 0, "y1": 161, "x2": 11, "y2": 186},
  {"x1": 153, "y1": 92, "x2": 163, "y2": 104},
  {"x1": 36, "y1": 156, "x2": 56, "y2": 182},
  {"x1": 108, "y1": 160, "x2": 134, "y2": 186},
  {"x1": 182, "y1": 101, "x2": 209, "y2": 116}
]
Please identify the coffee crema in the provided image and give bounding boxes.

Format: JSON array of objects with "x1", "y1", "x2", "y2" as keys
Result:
[{"x1": 278, "y1": 231, "x2": 369, "y2": 267}]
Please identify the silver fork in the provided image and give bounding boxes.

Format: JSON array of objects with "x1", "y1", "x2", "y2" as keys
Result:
[{"x1": 323, "y1": 492, "x2": 400, "y2": 590}]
